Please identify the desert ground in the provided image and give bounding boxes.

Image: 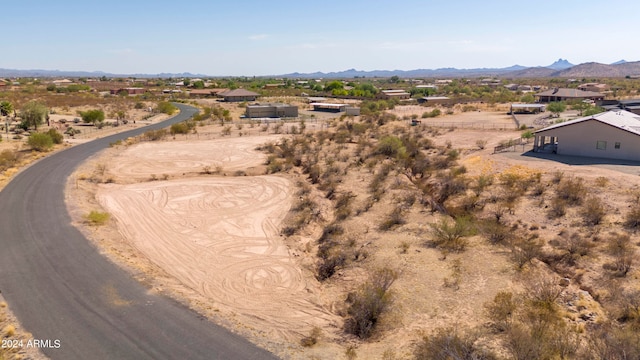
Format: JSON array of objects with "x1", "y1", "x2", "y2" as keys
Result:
[{"x1": 4, "y1": 102, "x2": 639, "y2": 359}]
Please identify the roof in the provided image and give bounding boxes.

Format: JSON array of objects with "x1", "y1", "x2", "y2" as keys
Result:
[
  {"x1": 535, "y1": 88, "x2": 603, "y2": 98},
  {"x1": 310, "y1": 103, "x2": 347, "y2": 109},
  {"x1": 511, "y1": 103, "x2": 545, "y2": 108},
  {"x1": 423, "y1": 96, "x2": 450, "y2": 100},
  {"x1": 535, "y1": 110, "x2": 640, "y2": 136},
  {"x1": 246, "y1": 103, "x2": 296, "y2": 108},
  {"x1": 220, "y1": 89, "x2": 259, "y2": 97},
  {"x1": 189, "y1": 89, "x2": 215, "y2": 95}
]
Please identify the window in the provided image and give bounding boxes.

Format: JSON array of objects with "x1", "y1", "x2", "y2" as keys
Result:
[
  {"x1": 615, "y1": 142, "x2": 621, "y2": 149},
  {"x1": 596, "y1": 141, "x2": 607, "y2": 150}
]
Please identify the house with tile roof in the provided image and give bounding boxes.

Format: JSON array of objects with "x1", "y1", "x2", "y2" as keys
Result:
[
  {"x1": 219, "y1": 89, "x2": 259, "y2": 102},
  {"x1": 535, "y1": 88, "x2": 604, "y2": 103}
]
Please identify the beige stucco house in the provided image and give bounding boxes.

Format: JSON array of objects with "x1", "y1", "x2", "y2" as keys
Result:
[{"x1": 534, "y1": 110, "x2": 640, "y2": 161}]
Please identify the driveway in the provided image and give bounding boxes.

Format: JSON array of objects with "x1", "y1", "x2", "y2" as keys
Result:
[{"x1": 0, "y1": 104, "x2": 278, "y2": 360}]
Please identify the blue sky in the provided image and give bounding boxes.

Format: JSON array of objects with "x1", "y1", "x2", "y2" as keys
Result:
[{"x1": 4, "y1": 0, "x2": 639, "y2": 76}]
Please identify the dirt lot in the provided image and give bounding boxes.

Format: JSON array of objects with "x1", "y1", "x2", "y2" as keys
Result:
[{"x1": 7, "y1": 103, "x2": 639, "y2": 359}]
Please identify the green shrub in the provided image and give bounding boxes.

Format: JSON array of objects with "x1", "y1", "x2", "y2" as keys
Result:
[
  {"x1": 428, "y1": 216, "x2": 475, "y2": 252},
  {"x1": 170, "y1": 122, "x2": 190, "y2": 135},
  {"x1": 85, "y1": 210, "x2": 110, "y2": 226},
  {"x1": 485, "y1": 291, "x2": 516, "y2": 332},
  {"x1": 28, "y1": 132, "x2": 54, "y2": 151},
  {"x1": 47, "y1": 128, "x2": 64, "y2": 144},
  {"x1": 80, "y1": 109, "x2": 105, "y2": 124},
  {"x1": 157, "y1": 102, "x2": 178, "y2": 115}
]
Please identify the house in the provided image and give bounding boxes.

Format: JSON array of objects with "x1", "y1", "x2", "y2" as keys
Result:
[
  {"x1": 577, "y1": 83, "x2": 609, "y2": 93},
  {"x1": 533, "y1": 110, "x2": 640, "y2": 161},
  {"x1": 417, "y1": 96, "x2": 451, "y2": 105},
  {"x1": 535, "y1": 88, "x2": 604, "y2": 103},
  {"x1": 219, "y1": 89, "x2": 259, "y2": 102},
  {"x1": 310, "y1": 102, "x2": 359, "y2": 115},
  {"x1": 599, "y1": 99, "x2": 640, "y2": 115},
  {"x1": 245, "y1": 103, "x2": 298, "y2": 118},
  {"x1": 52, "y1": 79, "x2": 73, "y2": 85},
  {"x1": 378, "y1": 89, "x2": 411, "y2": 100},
  {"x1": 189, "y1": 89, "x2": 217, "y2": 98},
  {"x1": 110, "y1": 87, "x2": 145, "y2": 95}
]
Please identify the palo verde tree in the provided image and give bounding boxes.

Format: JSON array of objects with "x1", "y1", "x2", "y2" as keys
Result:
[
  {"x1": 20, "y1": 101, "x2": 48, "y2": 130},
  {"x1": 547, "y1": 101, "x2": 566, "y2": 117},
  {"x1": 80, "y1": 109, "x2": 105, "y2": 125}
]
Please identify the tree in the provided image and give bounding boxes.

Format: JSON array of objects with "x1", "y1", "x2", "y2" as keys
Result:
[
  {"x1": 0, "y1": 101, "x2": 13, "y2": 116},
  {"x1": 547, "y1": 102, "x2": 566, "y2": 117},
  {"x1": 324, "y1": 80, "x2": 344, "y2": 92},
  {"x1": 80, "y1": 109, "x2": 105, "y2": 124},
  {"x1": 20, "y1": 101, "x2": 48, "y2": 130}
]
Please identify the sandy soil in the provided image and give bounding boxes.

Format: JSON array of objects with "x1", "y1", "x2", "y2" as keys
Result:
[
  {"x1": 61, "y1": 108, "x2": 640, "y2": 359},
  {"x1": 94, "y1": 135, "x2": 339, "y2": 342}
]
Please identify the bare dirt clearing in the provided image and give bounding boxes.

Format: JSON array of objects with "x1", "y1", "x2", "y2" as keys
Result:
[{"x1": 91, "y1": 135, "x2": 339, "y2": 346}]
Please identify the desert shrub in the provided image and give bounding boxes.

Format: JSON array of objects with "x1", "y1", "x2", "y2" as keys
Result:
[
  {"x1": 525, "y1": 272, "x2": 563, "y2": 307},
  {"x1": 594, "y1": 176, "x2": 609, "y2": 187},
  {"x1": 414, "y1": 327, "x2": 497, "y2": 360},
  {"x1": 551, "y1": 171, "x2": 564, "y2": 184},
  {"x1": 530, "y1": 182, "x2": 546, "y2": 197},
  {"x1": 421, "y1": 109, "x2": 441, "y2": 118},
  {"x1": 624, "y1": 204, "x2": 640, "y2": 229},
  {"x1": 485, "y1": 291, "x2": 516, "y2": 332},
  {"x1": 375, "y1": 135, "x2": 406, "y2": 158},
  {"x1": 580, "y1": 196, "x2": 606, "y2": 226},
  {"x1": 80, "y1": 109, "x2": 105, "y2": 124},
  {"x1": 300, "y1": 327, "x2": 322, "y2": 347},
  {"x1": 0, "y1": 149, "x2": 19, "y2": 171},
  {"x1": 318, "y1": 223, "x2": 344, "y2": 244},
  {"x1": 170, "y1": 122, "x2": 190, "y2": 135},
  {"x1": 480, "y1": 219, "x2": 511, "y2": 245},
  {"x1": 28, "y1": 132, "x2": 54, "y2": 151},
  {"x1": 553, "y1": 232, "x2": 593, "y2": 265},
  {"x1": 586, "y1": 323, "x2": 640, "y2": 360},
  {"x1": 428, "y1": 216, "x2": 475, "y2": 252},
  {"x1": 605, "y1": 232, "x2": 634, "y2": 277},
  {"x1": 316, "y1": 253, "x2": 346, "y2": 281},
  {"x1": 344, "y1": 268, "x2": 397, "y2": 339},
  {"x1": 475, "y1": 139, "x2": 488, "y2": 150},
  {"x1": 157, "y1": 101, "x2": 178, "y2": 115},
  {"x1": 472, "y1": 174, "x2": 493, "y2": 196},
  {"x1": 265, "y1": 155, "x2": 283, "y2": 173},
  {"x1": 547, "y1": 198, "x2": 566, "y2": 219},
  {"x1": 143, "y1": 128, "x2": 167, "y2": 141},
  {"x1": 334, "y1": 192, "x2": 354, "y2": 221},
  {"x1": 555, "y1": 177, "x2": 586, "y2": 205},
  {"x1": 46, "y1": 128, "x2": 63, "y2": 144},
  {"x1": 511, "y1": 236, "x2": 543, "y2": 269},
  {"x1": 85, "y1": 210, "x2": 110, "y2": 226},
  {"x1": 379, "y1": 207, "x2": 406, "y2": 231}
]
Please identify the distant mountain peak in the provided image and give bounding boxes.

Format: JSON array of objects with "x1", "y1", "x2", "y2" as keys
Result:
[
  {"x1": 612, "y1": 59, "x2": 627, "y2": 65},
  {"x1": 548, "y1": 58, "x2": 574, "y2": 70}
]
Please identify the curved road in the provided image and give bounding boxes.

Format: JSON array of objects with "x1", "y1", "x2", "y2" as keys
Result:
[{"x1": 0, "y1": 104, "x2": 278, "y2": 359}]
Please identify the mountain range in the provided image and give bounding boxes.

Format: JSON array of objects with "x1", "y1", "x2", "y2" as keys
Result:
[{"x1": 0, "y1": 59, "x2": 638, "y2": 79}]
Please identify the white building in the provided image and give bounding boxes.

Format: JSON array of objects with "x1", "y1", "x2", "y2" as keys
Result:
[{"x1": 534, "y1": 110, "x2": 640, "y2": 161}]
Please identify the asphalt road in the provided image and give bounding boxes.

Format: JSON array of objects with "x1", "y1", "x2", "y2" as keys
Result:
[{"x1": 0, "y1": 104, "x2": 279, "y2": 360}]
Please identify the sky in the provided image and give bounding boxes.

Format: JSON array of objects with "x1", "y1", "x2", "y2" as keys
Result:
[{"x1": 4, "y1": 0, "x2": 640, "y2": 76}]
